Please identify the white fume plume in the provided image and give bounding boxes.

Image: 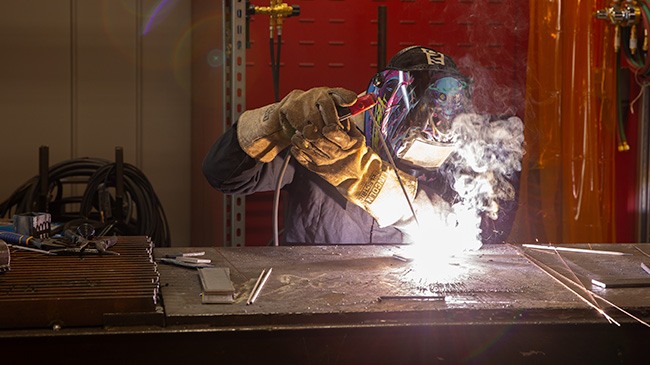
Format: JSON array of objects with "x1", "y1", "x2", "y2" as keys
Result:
[{"x1": 404, "y1": 113, "x2": 525, "y2": 256}]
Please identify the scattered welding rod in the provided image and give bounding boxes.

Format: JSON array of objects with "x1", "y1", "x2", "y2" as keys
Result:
[
  {"x1": 155, "y1": 257, "x2": 214, "y2": 269},
  {"x1": 247, "y1": 270, "x2": 265, "y2": 304},
  {"x1": 7, "y1": 243, "x2": 56, "y2": 256},
  {"x1": 379, "y1": 295, "x2": 445, "y2": 301},
  {"x1": 392, "y1": 254, "x2": 413, "y2": 262},
  {"x1": 642, "y1": 262, "x2": 650, "y2": 275},
  {"x1": 591, "y1": 278, "x2": 650, "y2": 288},
  {"x1": 164, "y1": 251, "x2": 206, "y2": 258},
  {"x1": 522, "y1": 244, "x2": 631, "y2": 256},
  {"x1": 247, "y1": 268, "x2": 272, "y2": 305}
]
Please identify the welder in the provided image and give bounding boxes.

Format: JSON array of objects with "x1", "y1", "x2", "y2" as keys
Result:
[{"x1": 202, "y1": 46, "x2": 523, "y2": 246}]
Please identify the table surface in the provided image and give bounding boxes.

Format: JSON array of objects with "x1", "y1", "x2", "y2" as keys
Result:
[
  {"x1": 3, "y1": 243, "x2": 650, "y2": 364},
  {"x1": 155, "y1": 243, "x2": 650, "y2": 328}
]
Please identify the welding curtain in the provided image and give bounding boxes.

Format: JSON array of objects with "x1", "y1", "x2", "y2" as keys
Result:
[{"x1": 511, "y1": 0, "x2": 618, "y2": 243}]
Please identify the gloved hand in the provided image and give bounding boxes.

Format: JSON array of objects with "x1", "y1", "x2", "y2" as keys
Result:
[
  {"x1": 291, "y1": 120, "x2": 418, "y2": 227},
  {"x1": 237, "y1": 87, "x2": 358, "y2": 162}
]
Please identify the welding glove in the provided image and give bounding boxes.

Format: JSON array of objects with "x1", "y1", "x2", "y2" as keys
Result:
[
  {"x1": 237, "y1": 87, "x2": 358, "y2": 163},
  {"x1": 291, "y1": 120, "x2": 418, "y2": 227}
]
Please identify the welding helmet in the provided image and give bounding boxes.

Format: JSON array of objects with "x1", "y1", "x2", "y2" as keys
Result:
[{"x1": 365, "y1": 46, "x2": 472, "y2": 172}]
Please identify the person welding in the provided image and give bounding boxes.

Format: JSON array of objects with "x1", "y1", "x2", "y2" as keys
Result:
[{"x1": 203, "y1": 46, "x2": 524, "y2": 247}]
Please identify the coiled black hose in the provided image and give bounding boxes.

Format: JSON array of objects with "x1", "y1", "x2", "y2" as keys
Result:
[{"x1": 0, "y1": 158, "x2": 170, "y2": 247}]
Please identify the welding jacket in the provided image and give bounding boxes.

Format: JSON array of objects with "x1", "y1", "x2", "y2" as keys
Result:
[{"x1": 202, "y1": 121, "x2": 519, "y2": 245}]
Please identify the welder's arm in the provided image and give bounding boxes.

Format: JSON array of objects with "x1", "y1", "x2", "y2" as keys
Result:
[
  {"x1": 202, "y1": 121, "x2": 295, "y2": 195},
  {"x1": 203, "y1": 87, "x2": 358, "y2": 194},
  {"x1": 291, "y1": 122, "x2": 418, "y2": 227},
  {"x1": 237, "y1": 87, "x2": 358, "y2": 163}
]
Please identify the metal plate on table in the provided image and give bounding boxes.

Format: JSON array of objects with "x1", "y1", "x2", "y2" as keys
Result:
[{"x1": 156, "y1": 244, "x2": 623, "y2": 327}]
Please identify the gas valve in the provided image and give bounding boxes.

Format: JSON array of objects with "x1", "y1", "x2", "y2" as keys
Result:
[
  {"x1": 595, "y1": 1, "x2": 642, "y2": 53},
  {"x1": 248, "y1": 1, "x2": 300, "y2": 37},
  {"x1": 595, "y1": 1, "x2": 641, "y2": 26}
]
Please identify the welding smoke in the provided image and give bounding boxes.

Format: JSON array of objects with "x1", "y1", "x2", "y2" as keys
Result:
[
  {"x1": 397, "y1": 114, "x2": 524, "y2": 256},
  {"x1": 446, "y1": 113, "x2": 525, "y2": 222}
]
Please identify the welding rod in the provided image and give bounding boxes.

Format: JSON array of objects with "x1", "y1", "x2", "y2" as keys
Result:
[
  {"x1": 163, "y1": 251, "x2": 206, "y2": 258},
  {"x1": 522, "y1": 244, "x2": 631, "y2": 256},
  {"x1": 247, "y1": 268, "x2": 272, "y2": 305},
  {"x1": 7, "y1": 243, "x2": 56, "y2": 256},
  {"x1": 392, "y1": 254, "x2": 413, "y2": 262},
  {"x1": 155, "y1": 257, "x2": 214, "y2": 269},
  {"x1": 247, "y1": 269, "x2": 265, "y2": 304},
  {"x1": 642, "y1": 262, "x2": 650, "y2": 275},
  {"x1": 379, "y1": 295, "x2": 445, "y2": 301}
]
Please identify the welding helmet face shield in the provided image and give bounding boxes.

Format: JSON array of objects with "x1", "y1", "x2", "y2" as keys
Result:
[{"x1": 365, "y1": 47, "x2": 472, "y2": 171}]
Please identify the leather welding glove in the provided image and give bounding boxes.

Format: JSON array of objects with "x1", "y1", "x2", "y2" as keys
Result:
[
  {"x1": 237, "y1": 87, "x2": 358, "y2": 163},
  {"x1": 291, "y1": 120, "x2": 418, "y2": 227}
]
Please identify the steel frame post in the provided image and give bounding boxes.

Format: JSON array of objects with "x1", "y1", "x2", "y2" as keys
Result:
[
  {"x1": 223, "y1": 0, "x2": 247, "y2": 247},
  {"x1": 636, "y1": 90, "x2": 650, "y2": 243}
]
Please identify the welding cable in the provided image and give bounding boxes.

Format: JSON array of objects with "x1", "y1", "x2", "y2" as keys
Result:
[
  {"x1": 79, "y1": 163, "x2": 170, "y2": 247},
  {"x1": 0, "y1": 157, "x2": 170, "y2": 247},
  {"x1": 268, "y1": 6, "x2": 283, "y2": 103},
  {"x1": 276, "y1": 33, "x2": 282, "y2": 101},
  {"x1": 269, "y1": 18, "x2": 286, "y2": 245},
  {"x1": 620, "y1": 1, "x2": 650, "y2": 81},
  {"x1": 269, "y1": 33, "x2": 282, "y2": 103},
  {"x1": 271, "y1": 153, "x2": 291, "y2": 246},
  {"x1": 0, "y1": 177, "x2": 37, "y2": 218},
  {"x1": 616, "y1": 5, "x2": 648, "y2": 151},
  {"x1": 0, "y1": 158, "x2": 109, "y2": 219},
  {"x1": 270, "y1": 36, "x2": 279, "y2": 102}
]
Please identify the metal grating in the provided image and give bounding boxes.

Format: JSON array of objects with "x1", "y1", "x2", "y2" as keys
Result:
[{"x1": 0, "y1": 236, "x2": 160, "y2": 329}]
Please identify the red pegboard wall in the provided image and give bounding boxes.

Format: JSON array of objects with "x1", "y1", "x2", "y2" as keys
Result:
[{"x1": 243, "y1": 0, "x2": 530, "y2": 246}]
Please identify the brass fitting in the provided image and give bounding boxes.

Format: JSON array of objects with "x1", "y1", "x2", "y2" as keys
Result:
[
  {"x1": 252, "y1": 1, "x2": 300, "y2": 35},
  {"x1": 594, "y1": 1, "x2": 640, "y2": 27},
  {"x1": 254, "y1": 3, "x2": 296, "y2": 18}
]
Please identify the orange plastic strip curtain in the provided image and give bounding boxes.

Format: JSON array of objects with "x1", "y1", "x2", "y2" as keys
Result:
[{"x1": 511, "y1": 0, "x2": 617, "y2": 244}]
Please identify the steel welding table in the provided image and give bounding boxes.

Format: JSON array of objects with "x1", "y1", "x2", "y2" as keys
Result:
[{"x1": 2, "y1": 242, "x2": 650, "y2": 363}]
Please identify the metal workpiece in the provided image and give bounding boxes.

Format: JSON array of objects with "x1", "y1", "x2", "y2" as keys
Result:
[{"x1": 155, "y1": 244, "x2": 650, "y2": 328}]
